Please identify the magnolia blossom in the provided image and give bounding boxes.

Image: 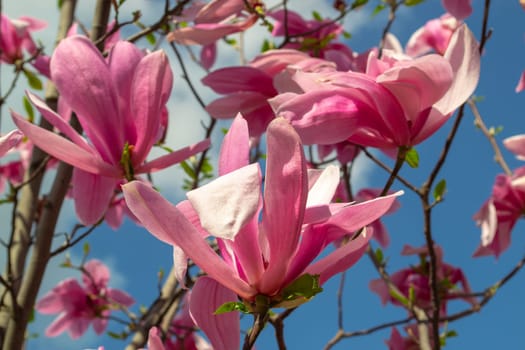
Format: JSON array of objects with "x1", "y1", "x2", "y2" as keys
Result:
[
  {"x1": 202, "y1": 49, "x2": 309, "y2": 137},
  {"x1": 168, "y1": 0, "x2": 258, "y2": 69},
  {"x1": 12, "y1": 36, "x2": 210, "y2": 225},
  {"x1": 35, "y1": 260, "x2": 134, "y2": 339},
  {"x1": 473, "y1": 166, "x2": 525, "y2": 257},
  {"x1": 124, "y1": 116, "x2": 401, "y2": 306},
  {"x1": 370, "y1": 245, "x2": 474, "y2": 315},
  {"x1": 0, "y1": 13, "x2": 46, "y2": 63},
  {"x1": 386, "y1": 326, "x2": 436, "y2": 350},
  {"x1": 270, "y1": 24, "x2": 480, "y2": 150},
  {"x1": 406, "y1": 14, "x2": 462, "y2": 57}
]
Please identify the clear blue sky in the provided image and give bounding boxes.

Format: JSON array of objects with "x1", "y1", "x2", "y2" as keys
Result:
[{"x1": 3, "y1": 1, "x2": 525, "y2": 349}]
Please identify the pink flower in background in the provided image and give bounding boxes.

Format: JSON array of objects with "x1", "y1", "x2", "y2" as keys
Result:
[
  {"x1": 370, "y1": 245, "x2": 474, "y2": 315},
  {"x1": 35, "y1": 260, "x2": 134, "y2": 339},
  {"x1": 0, "y1": 13, "x2": 46, "y2": 64},
  {"x1": 386, "y1": 325, "x2": 436, "y2": 350},
  {"x1": 202, "y1": 49, "x2": 309, "y2": 137},
  {"x1": 473, "y1": 166, "x2": 525, "y2": 257},
  {"x1": 12, "y1": 36, "x2": 210, "y2": 225},
  {"x1": 406, "y1": 14, "x2": 461, "y2": 57},
  {"x1": 124, "y1": 116, "x2": 401, "y2": 304},
  {"x1": 442, "y1": 0, "x2": 472, "y2": 20},
  {"x1": 167, "y1": 0, "x2": 258, "y2": 69}
]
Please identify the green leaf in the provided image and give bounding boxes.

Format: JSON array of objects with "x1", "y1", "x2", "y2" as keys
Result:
[
  {"x1": 445, "y1": 330, "x2": 458, "y2": 338},
  {"x1": 224, "y1": 37, "x2": 237, "y2": 46},
  {"x1": 107, "y1": 331, "x2": 126, "y2": 339},
  {"x1": 23, "y1": 69, "x2": 43, "y2": 90},
  {"x1": 372, "y1": 4, "x2": 386, "y2": 16},
  {"x1": 57, "y1": 0, "x2": 63, "y2": 8},
  {"x1": 433, "y1": 179, "x2": 447, "y2": 202},
  {"x1": 404, "y1": 0, "x2": 425, "y2": 6},
  {"x1": 180, "y1": 160, "x2": 196, "y2": 179},
  {"x1": 404, "y1": 148, "x2": 419, "y2": 168},
  {"x1": 201, "y1": 157, "x2": 213, "y2": 175},
  {"x1": 351, "y1": 0, "x2": 369, "y2": 9},
  {"x1": 276, "y1": 274, "x2": 323, "y2": 308},
  {"x1": 342, "y1": 31, "x2": 352, "y2": 39},
  {"x1": 28, "y1": 308, "x2": 35, "y2": 323},
  {"x1": 145, "y1": 32, "x2": 156, "y2": 45},
  {"x1": 375, "y1": 247, "x2": 384, "y2": 264},
  {"x1": 23, "y1": 96, "x2": 35, "y2": 123},
  {"x1": 389, "y1": 289, "x2": 409, "y2": 307},
  {"x1": 312, "y1": 10, "x2": 323, "y2": 21},
  {"x1": 118, "y1": 0, "x2": 127, "y2": 5},
  {"x1": 214, "y1": 301, "x2": 249, "y2": 315},
  {"x1": 261, "y1": 39, "x2": 275, "y2": 52},
  {"x1": 83, "y1": 242, "x2": 90, "y2": 257}
]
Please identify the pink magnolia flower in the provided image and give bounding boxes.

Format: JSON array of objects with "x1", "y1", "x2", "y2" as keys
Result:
[
  {"x1": 0, "y1": 13, "x2": 46, "y2": 64},
  {"x1": 123, "y1": 116, "x2": 401, "y2": 305},
  {"x1": 35, "y1": 259, "x2": 134, "y2": 339},
  {"x1": 12, "y1": 36, "x2": 210, "y2": 225},
  {"x1": 269, "y1": 9, "x2": 347, "y2": 62},
  {"x1": 202, "y1": 49, "x2": 309, "y2": 137},
  {"x1": 406, "y1": 14, "x2": 462, "y2": 57},
  {"x1": 386, "y1": 325, "x2": 437, "y2": 350},
  {"x1": 270, "y1": 24, "x2": 480, "y2": 150},
  {"x1": 0, "y1": 130, "x2": 23, "y2": 157},
  {"x1": 167, "y1": 0, "x2": 258, "y2": 69},
  {"x1": 473, "y1": 166, "x2": 525, "y2": 257},
  {"x1": 370, "y1": 245, "x2": 474, "y2": 316},
  {"x1": 442, "y1": 0, "x2": 472, "y2": 20}
]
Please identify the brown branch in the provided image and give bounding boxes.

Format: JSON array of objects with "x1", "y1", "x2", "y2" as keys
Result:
[{"x1": 469, "y1": 99, "x2": 512, "y2": 176}]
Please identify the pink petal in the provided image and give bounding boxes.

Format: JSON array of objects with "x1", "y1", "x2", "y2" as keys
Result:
[
  {"x1": 305, "y1": 228, "x2": 372, "y2": 285},
  {"x1": 51, "y1": 35, "x2": 122, "y2": 163},
  {"x1": 83, "y1": 259, "x2": 110, "y2": 289},
  {"x1": 219, "y1": 113, "x2": 250, "y2": 175},
  {"x1": 442, "y1": 0, "x2": 472, "y2": 20},
  {"x1": 72, "y1": 169, "x2": 116, "y2": 225},
  {"x1": 45, "y1": 313, "x2": 73, "y2": 337},
  {"x1": 107, "y1": 288, "x2": 135, "y2": 306},
  {"x1": 269, "y1": 91, "x2": 361, "y2": 145},
  {"x1": 0, "y1": 129, "x2": 22, "y2": 157},
  {"x1": 205, "y1": 91, "x2": 271, "y2": 118},
  {"x1": 202, "y1": 66, "x2": 275, "y2": 95},
  {"x1": 503, "y1": 134, "x2": 525, "y2": 160},
  {"x1": 122, "y1": 181, "x2": 255, "y2": 299},
  {"x1": 147, "y1": 327, "x2": 166, "y2": 350},
  {"x1": 136, "y1": 138, "x2": 210, "y2": 174},
  {"x1": 200, "y1": 43, "x2": 216, "y2": 70},
  {"x1": 132, "y1": 50, "x2": 173, "y2": 163},
  {"x1": 11, "y1": 113, "x2": 118, "y2": 177},
  {"x1": 433, "y1": 24, "x2": 480, "y2": 116},
  {"x1": 107, "y1": 41, "x2": 144, "y2": 143},
  {"x1": 187, "y1": 163, "x2": 261, "y2": 241},
  {"x1": 258, "y1": 118, "x2": 308, "y2": 295},
  {"x1": 322, "y1": 191, "x2": 403, "y2": 243},
  {"x1": 516, "y1": 71, "x2": 525, "y2": 93},
  {"x1": 306, "y1": 165, "x2": 340, "y2": 207},
  {"x1": 189, "y1": 276, "x2": 240, "y2": 350}
]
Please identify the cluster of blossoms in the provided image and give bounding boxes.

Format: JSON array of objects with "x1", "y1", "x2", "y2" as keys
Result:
[
  {"x1": 3, "y1": 0, "x2": 525, "y2": 348},
  {"x1": 35, "y1": 260, "x2": 134, "y2": 339}
]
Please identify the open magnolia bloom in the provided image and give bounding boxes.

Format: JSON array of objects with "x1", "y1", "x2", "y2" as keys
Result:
[
  {"x1": 123, "y1": 116, "x2": 402, "y2": 308},
  {"x1": 35, "y1": 260, "x2": 134, "y2": 339},
  {"x1": 269, "y1": 24, "x2": 480, "y2": 151},
  {"x1": 11, "y1": 36, "x2": 210, "y2": 225}
]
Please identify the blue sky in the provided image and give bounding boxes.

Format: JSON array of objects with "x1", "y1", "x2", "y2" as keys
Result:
[{"x1": 2, "y1": 0, "x2": 525, "y2": 349}]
